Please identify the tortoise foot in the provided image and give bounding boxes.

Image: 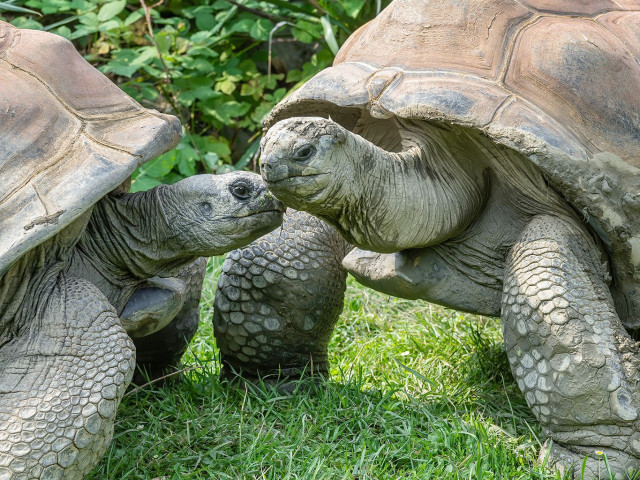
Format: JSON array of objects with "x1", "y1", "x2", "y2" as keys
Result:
[
  {"x1": 541, "y1": 439, "x2": 640, "y2": 479},
  {"x1": 220, "y1": 365, "x2": 325, "y2": 395}
]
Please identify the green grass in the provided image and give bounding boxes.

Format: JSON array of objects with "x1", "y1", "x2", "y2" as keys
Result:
[{"x1": 88, "y1": 259, "x2": 594, "y2": 479}]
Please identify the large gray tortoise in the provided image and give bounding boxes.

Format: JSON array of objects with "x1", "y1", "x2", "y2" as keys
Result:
[
  {"x1": 258, "y1": 0, "x2": 640, "y2": 477},
  {"x1": 0, "y1": 21, "x2": 284, "y2": 479}
]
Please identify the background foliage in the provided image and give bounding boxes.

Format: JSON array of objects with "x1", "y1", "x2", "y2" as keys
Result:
[{"x1": 0, "y1": 0, "x2": 390, "y2": 190}]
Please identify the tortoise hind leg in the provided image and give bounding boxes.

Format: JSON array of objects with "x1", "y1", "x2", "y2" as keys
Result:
[
  {"x1": 503, "y1": 215, "x2": 640, "y2": 479},
  {"x1": 0, "y1": 275, "x2": 134, "y2": 479}
]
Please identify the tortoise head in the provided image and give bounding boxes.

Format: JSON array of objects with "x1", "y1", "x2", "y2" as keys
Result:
[
  {"x1": 157, "y1": 172, "x2": 285, "y2": 256},
  {"x1": 259, "y1": 117, "x2": 353, "y2": 218}
]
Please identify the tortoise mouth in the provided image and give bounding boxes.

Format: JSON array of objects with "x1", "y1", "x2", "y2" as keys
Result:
[
  {"x1": 266, "y1": 173, "x2": 328, "y2": 185},
  {"x1": 235, "y1": 209, "x2": 285, "y2": 219}
]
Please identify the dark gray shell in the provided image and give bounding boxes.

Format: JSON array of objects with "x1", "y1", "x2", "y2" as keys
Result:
[
  {"x1": 265, "y1": 0, "x2": 640, "y2": 326},
  {"x1": 0, "y1": 21, "x2": 181, "y2": 276}
]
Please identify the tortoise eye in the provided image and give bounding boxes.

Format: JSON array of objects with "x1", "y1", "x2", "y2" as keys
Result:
[
  {"x1": 199, "y1": 202, "x2": 213, "y2": 216},
  {"x1": 230, "y1": 182, "x2": 252, "y2": 200},
  {"x1": 294, "y1": 144, "x2": 316, "y2": 162}
]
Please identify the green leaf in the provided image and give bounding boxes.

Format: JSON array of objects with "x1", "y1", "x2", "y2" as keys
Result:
[
  {"x1": 339, "y1": 0, "x2": 366, "y2": 18},
  {"x1": 101, "y1": 47, "x2": 157, "y2": 77},
  {"x1": 98, "y1": 18, "x2": 121, "y2": 31},
  {"x1": 10, "y1": 17, "x2": 43, "y2": 29},
  {"x1": 249, "y1": 18, "x2": 273, "y2": 41},
  {"x1": 130, "y1": 176, "x2": 162, "y2": 192},
  {"x1": 124, "y1": 9, "x2": 144, "y2": 26},
  {"x1": 215, "y1": 78, "x2": 235, "y2": 95},
  {"x1": 97, "y1": 0, "x2": 125, "y2": 22},
  {"x1": 207, "y1": 141, "x2": 231, "y2": 157},
  {"x1": 195, "y1": 12, "x2": 215, "y2": 31},
  {"x1": 42, "y1": 14, "x2": 80, "y2": 32},
  {"x1": 53, "y1": 25, "x2": 71, "y2": 39},
  {"x1": 140, "y1": 152, "x2": 177, "y2": 178},
  {"x1": 250, "y1": 102, "x2": 273, "y2": 125},
  {"x1": 190, "y1": 30, "x2": 213, "y2": 44},
  {"x1": 177, "y1": 152, "x2": 196, "y2": 176},
  {"x1": 203, "y1": 152, "x2": 220, "y2": 172},
  {"x1": 205, "y1": 100, "x2": 250, "y2": 124},
  {"x1": 320, "y1": 15, "x2": 339, "y2": 55},
  {"x1": 230, "y1": 18, "x2": 253, "y2": 33},
  {"x1": 155, "y1": 30, "x2": 174, "y2": 53},
  {"x1": 78, "y1": 11, "x2": 99, "y2": 27},
  {"x1": 233, "y1": 138, "x2": 259, "y2": 170},
  {"x1": 259, "y1": 0, "x2": 314, "y2": 15},
  {"x1": 175, "y1": 76, "x2": 218, "y2": 102},
  {"x1": 180, "y1": 56, "x2": 216, "y2": 74},
  {"x1": 211, "y1": 0, "x2": 230, "y2": 8},
  {"x1": 292, "y1": 20, "x2": 320, "y2": 43}
]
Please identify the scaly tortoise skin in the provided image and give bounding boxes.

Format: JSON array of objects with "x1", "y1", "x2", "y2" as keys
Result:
[
  {"x1": 213, "y1": 210, "x2": 350, "y2": 384},
  {"x1": 257, "y1": 1, "x2": 640, "y2": 477},
  {"x1": 0, "y1": 22, "x2": 284, "y2": 479}
]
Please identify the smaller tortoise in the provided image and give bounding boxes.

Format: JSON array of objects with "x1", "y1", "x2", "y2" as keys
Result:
[
  {"x1": 259, "y1": 0, "x2": 640, "y2": 477},
  {"x1": 213, "y1": 209, "x2": 350, "y2": 385},
  {"x1": 0, "y1": 21, "x2": 284, "y2": 480}
]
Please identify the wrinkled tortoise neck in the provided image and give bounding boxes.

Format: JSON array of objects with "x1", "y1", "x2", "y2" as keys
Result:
[
  {"x1": 331, "y1": 125, "x2": 488, "y2": 252},
  {"x1": 73, "y1": 187, "x2": 198, "y2": 282}
]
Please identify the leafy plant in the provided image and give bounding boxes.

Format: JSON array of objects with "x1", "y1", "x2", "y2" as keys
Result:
[{"x1": 2, "y1": 0, "x2": 391, "y2": 190}]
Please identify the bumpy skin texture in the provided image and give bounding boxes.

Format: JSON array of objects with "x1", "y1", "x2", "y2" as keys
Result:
[
  {"x1": 132, "y1": 257, "x2": 207, "y2": 384},
  {"x1": 503, "y1": 215, "x2": 640, "y2": 478},
  {"x1": 0, "y1": 273, "x2": 135, "y2": 480},
  {"x1": 213, "y1": 210, "x2": 350, "y2": 380},
  {"x1": 262, "y1": 118, "x2": 640, "y2": 477}
]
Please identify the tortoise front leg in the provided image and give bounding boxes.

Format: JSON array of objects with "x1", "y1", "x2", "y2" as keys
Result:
[
  {"x1": 0, "y1": 275, "x2": 134, "y2": 479},
  {"x1": 503, "y1": 215, "x2": 640, "y2": 478},
  {"x1": 132, "y1": 257, "x2": 207, "y2": 384},
  {"x1": 213, "y1": 210, "x2": 349, "y2": 384}
]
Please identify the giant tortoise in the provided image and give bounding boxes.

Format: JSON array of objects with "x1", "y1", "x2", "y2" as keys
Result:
[
  {"x1": 257, "y1": 0, "x2": 640, "y2": 477},
  {"x1": 0, "y1": 21, "x2": 284, "y2": 479}
]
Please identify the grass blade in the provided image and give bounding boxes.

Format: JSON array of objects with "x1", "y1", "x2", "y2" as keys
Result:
[{"x1": 0, "y1": 1, "x2": 41, "y2": 15}]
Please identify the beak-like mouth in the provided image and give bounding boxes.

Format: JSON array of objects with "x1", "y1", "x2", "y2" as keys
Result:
[
  {"x1": 266, "y1": 173, "x2": 327, "y2": 185},
  {"x1": 236, "y1": 208, "x2": 285, "y2": 218}
]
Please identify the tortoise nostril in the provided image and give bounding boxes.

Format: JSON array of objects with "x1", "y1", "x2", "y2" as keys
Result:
[{"x1": 261, "y1": 154, "x2": 276, "y2": 171}]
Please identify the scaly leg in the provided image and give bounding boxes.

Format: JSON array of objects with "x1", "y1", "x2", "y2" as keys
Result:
[
  {"x1": 213, "y1": 210, "x2": 349, "y2": 382},
  {"x1": 132, "y1": 258, "x2": 207, "y2": 384},
  {"x1": 0, "y1": 274, "x2": 134, "y2": 479},
  {"x1": 502, "y1": 215, "x2": 640, "y2": 478}
]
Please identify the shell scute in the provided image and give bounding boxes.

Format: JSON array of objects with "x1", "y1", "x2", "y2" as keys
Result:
[
  {"x1": 518, "y1": 0, "x2": 630, "y2": 15},
  {"x1": 335, "y1": 0, "x2": 531, "y2": 79},
  {"x1": 597, "y1": 11, "x2": 640, "y2": 61},
  {"x1": 376, "y1": 73, "x2": 510, "y2": 126},
  {"x1": 488, "y1": 100, "x2": 588, "y2": 160},
  {"x1": 504, "y1": 16, "x2": 640, "y2": 165},
  {"x1": 0, "y1": 68, "x2": 81, "y2": 206},
  {"x1": 2, "y1": 28, "x2": 136, "y2": 117}
]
